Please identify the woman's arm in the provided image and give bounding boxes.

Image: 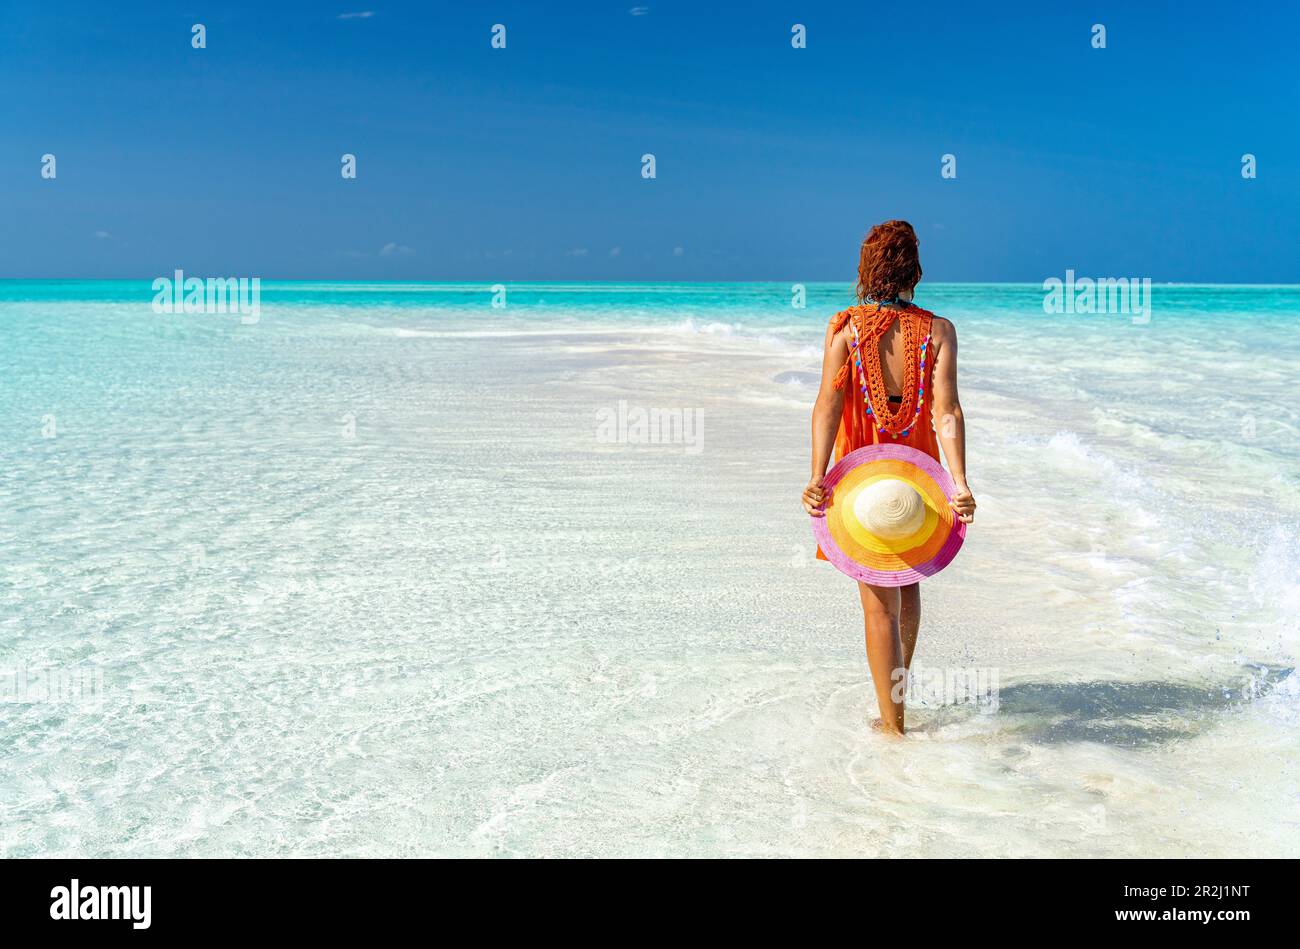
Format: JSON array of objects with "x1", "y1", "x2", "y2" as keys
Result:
[
  {"x1": 929, "y1": 318, "x2": 976, "y2": 523},
  {"x1": 803, "y1": 321, "x2": 848, "y2": 516}
]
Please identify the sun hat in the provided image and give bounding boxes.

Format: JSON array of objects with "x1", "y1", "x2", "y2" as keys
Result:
[{"x1": 811, "y1": 444, "x2": 966, "y2": 587}]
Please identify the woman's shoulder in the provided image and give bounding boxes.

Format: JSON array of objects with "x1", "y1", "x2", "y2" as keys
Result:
[
  {"x1": 926, "y1": 313, "x2": 956, "y2": 344},
  {"x1": 827, "y1": 305, "x2": 862, "y2": 336}
]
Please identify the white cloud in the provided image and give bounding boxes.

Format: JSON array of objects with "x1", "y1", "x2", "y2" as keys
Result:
[
  {"x1": 565, "y1": 248, "x2": 589, "y2": 257},
  {"x1": 93, "y1": 230, "x2": 111, "y2": 239},
  {"x1": 672, "y1": 246, "x2": 684, "y2": 256},
  {"x1": 629, "y1": 6, "x2": 650, "y2": 15},
  {"x1": 608, "y1": 246, "x2": 622, "y2": 257},
  {"x1": 379, "y1": 242, "x2": 414, "y2": 256},
  {"x1": 337, "y1": 11, "x2": 376, "y2": 20}
]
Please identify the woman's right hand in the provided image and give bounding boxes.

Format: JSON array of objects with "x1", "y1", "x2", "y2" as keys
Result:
[
  {"x1": 802, "y1": 476, "x2": 829, "y2": 516},
  {"x1": 949, "y1": 482, "x2": 976, "y2": 524}
]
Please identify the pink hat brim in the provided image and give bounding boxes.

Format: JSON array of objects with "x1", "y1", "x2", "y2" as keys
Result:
[{"x1": 811, "y1": 444, "x2": 967, "y2": 587}]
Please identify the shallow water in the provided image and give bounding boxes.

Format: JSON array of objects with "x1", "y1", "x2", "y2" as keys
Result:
[{"x1": 1, "y1": 282, "x2": 1297, "y2": 857}]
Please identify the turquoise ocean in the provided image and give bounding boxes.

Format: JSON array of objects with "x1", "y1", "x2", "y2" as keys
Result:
[{"x1": 3, "y1": 281, "x2": 1298, "y2": 856}]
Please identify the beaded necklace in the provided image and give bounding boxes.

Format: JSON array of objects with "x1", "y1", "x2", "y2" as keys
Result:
[{"x1": 847, "y1": 301, "x2": 932, "y2": 439}]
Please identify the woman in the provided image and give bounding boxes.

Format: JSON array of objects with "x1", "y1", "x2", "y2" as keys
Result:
[{"x1": 801, "y1": 220, "x2": 976, "y2": 736}]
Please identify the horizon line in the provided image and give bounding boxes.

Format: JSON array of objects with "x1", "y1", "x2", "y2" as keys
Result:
[{"x1": 3, "y1": 278, "x2": 1299, "y2": 288}]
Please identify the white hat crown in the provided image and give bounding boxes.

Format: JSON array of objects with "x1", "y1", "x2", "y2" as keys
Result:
[{"x1": 853, "y1": 479, "x2": 926, "y2": 539}]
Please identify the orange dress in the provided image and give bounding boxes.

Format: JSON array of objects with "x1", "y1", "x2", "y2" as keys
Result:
[{"x1": 816, "y1": 302, "x2": 941, "y2": 562}]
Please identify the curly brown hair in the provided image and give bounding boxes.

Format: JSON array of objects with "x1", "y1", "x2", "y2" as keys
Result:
[{"x1": 856, "y1": 220, "x2": 922, "y2": 303}]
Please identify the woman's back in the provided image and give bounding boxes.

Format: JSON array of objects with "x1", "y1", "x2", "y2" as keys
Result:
[
  {"x1": 828, "y1": 302, "x2": 940, "y2": 463},
  {"x1": 875, "y1": 316, "x2": 910, "y2": 398}
]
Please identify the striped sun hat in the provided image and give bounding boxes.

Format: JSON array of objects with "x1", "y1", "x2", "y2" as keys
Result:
[{"x1": 811, "y1": 444, "x2": 966, "y2": 587}]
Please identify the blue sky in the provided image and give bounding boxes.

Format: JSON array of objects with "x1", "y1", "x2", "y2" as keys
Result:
[{"x1": 2, "y1": 1, "x2": 1297, "y2": 281}]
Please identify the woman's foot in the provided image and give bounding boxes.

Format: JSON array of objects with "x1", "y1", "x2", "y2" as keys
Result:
[{"x1": 869, "y1": 717, "x2": 905, "y2": 737}]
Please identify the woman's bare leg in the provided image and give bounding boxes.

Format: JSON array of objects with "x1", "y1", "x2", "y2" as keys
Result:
[
  {"x1": 858, "y1": 582, "x2": 905, "y2": 735},
  {"x1": 899, "y1": 583, "x2": 921, "y2": 670}
]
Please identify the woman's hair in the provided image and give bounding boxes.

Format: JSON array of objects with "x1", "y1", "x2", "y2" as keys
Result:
[{"x1": 856, "y1": 220, "x2": 922, "y2": 303}]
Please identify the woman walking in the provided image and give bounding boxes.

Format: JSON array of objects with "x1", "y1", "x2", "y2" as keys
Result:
[{"x1": 802, "y1": 221, "x2": 976, "y2": 735}]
